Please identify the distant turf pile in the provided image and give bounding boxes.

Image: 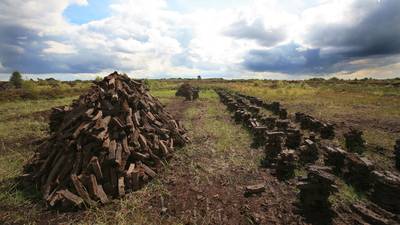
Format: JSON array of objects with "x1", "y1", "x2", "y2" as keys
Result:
[
  {"x1": 23, "y1": 72, "x2": 189, "y2": 208},
  {"x1": 175, "y1": 83, "x2": 199, "y2": 101}
]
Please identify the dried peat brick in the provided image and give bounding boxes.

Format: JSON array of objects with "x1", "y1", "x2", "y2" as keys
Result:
[
  {"x1": 245, "y1": 184, "x2": 266, "y2": 196},
  {"x1": 344, "y1": 128, "x2": 366, "y2": 153},
  {"x1": 298, "y1": 166, "x2": 337, "y2": 210}
]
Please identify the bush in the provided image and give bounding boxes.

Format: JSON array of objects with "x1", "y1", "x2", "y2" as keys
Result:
[
  {"x1": 9, "y1": 71, "x2": 23, "y2": 88},
  {"x1": 21, "y1": 80, "x2": 40, "y2": 99}
]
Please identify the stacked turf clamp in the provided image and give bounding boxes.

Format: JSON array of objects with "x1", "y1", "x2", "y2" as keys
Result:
[{"x1": 23, "y1": 72, "x2": 189, "y2": 209}]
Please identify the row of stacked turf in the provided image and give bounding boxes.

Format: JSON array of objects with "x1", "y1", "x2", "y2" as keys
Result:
[{"x1": 216, "y1": 89, "x2": 400, "y2": 224}]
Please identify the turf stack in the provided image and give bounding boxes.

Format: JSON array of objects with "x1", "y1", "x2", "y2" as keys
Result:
[
  {"x1": 175, "y1": 83, "x2": 199, "y2": 101},
  {"x1": 23, "y1": 72, "x2": 190, "y2": 209}
]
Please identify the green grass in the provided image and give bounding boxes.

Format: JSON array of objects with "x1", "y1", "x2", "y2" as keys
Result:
[
  {"x1": 0, "y1": 79, "x2": 398, "y2": 224},
  {"x1": 0, "y1": 80, "x2": 90, "y2": 101},
  {"x1": 0, "y1": 96, "x2": 76, "y2": 224},
  {"x1": 211, "y1": 80, "x2": 400, "y2": 170},
  {"x1": 0, "y1": 97, "x2": 76, "y2": 148},
  {"x1": 0, "y1": 87, "x2": 257, "y2": 224},
  {"x1": 74, "y1": 90, "x2": 259, "y2": 224},
  {"x1": 181, "y1": 90, "x2": 259, "y2": 174},
  {"x1": 77, "y1": 179, "x2": 170, "y2": 225},
  {"x1": 0, "y1": 120, "x2": 47, "y2": 142},
  {"x1": 294, "y1": 167, "x2": 307, "y2": 178},
  {"x1": 331, "y1": 181, "x2": 365, "y2": 207},
  {"x1": 0, "y1": 97, "x2": 76, "y2": 121},
  {"x1": 150, "y1": 89, "x2": 176, "y2": 98}
]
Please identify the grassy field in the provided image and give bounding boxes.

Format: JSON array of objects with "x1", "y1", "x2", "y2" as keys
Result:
[
  {"x1": 0, "y1": 90, "x2": 262, "y2": 224},
  {"x1": 0, "y1": 78, "x2": 399, "y2": 224},
  {"x1": 149, "y1": 78, "x2": 400, "y2": 169},
  {"x1": 212, "y1": 80, "x2": 400, "y2": 170},
  {"x1": 0, "y1": 97, "x2": 80, "y2": 224}
]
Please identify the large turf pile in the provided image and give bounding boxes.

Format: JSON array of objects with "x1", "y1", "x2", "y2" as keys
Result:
[{"x1": 23, "y1": 72, "x2": 189, "y2": 208}]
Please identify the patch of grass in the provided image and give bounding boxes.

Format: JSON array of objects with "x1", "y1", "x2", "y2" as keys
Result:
[
  {"x1": 79, "y1": 179, "x2": 171, "y2": 225},
  {"x1": 294, "y1": 167, "x2": 307, "y2": 178},
  {"x1": 199, "y1": 90, "x2": 218, "y2": 100},
  {"x1": 330, "y1": 181, "x2": 365, "y2": 207},
  {"x1": 150, "y1": 89, "x2": 176, "y2": 98},
  {"x1": 0, "y1": 96, "x2": 77, "y2": 224},
  {"x1": 0, "y1": 80, "x2": 90, "y2": 102},
  {"x1": 183, "y1": 91, "x2": 259, "y2": 172},
  {"x1": 0, "y1": 119, "x2": 47, "y2": 142},
  {"x1": 212, "y1": 80, "x2": 400, "y2": 170},
  {"x1": 0, "y1": 97, "x2": 76, "y2": 121}
]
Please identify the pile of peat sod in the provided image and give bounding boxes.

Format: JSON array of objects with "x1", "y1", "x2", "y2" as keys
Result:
[
  {"x1": 175, "y1": 83, "x2": 199, "y2": 101},
  {"x1": 22, "y1": 72, "x2": 189, "y2": 209}
]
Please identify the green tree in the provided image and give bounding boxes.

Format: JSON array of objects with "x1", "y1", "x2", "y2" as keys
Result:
[
  {"x1": 95, "y1": 76, "x2": 103, "y2": 82},
  {"x1": 9, "y1": 71, "x2": 23, "y2": 88}
]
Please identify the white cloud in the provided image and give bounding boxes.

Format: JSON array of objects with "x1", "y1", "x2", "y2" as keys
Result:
[
  {"x1": 297, "y1": 0, "x2": 399, "y2": 55},
  {"x1": 73, "y1": 0, "x2": 88, "y2": 6},
  {"x1": 333, "y1": 61, "x2": 400, "y2": 79},
  {"x1": 0, "y1": 0, "x2": 399, "y2": 78},
  {"x1": 43, "y1": 41, "x2": 77, "y2": 54}
]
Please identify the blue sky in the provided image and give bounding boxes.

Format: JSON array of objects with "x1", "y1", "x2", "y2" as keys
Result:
[
  {"x1": 0, "y1": 0, "x2": 399, "y2": 80},
  {"x1": 64, "y1": 0, "x2": 250, "y2": 23},
  {"x1": 64, "y1": 0, "x2": 111, "y2": 24}
]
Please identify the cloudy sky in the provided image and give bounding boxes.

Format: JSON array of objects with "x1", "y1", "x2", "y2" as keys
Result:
[{"x1": 0, "y1": 0, "x2": 399, "y2": 80}]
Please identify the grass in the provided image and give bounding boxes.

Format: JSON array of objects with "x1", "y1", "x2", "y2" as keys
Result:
[
  {"x1": 0, "y1": 96, "x2": 77, "y2": 224},
  {"x1": 0, "y1": 97, "x2": 76, "y2": 121},
  {"x1": 330, "y1": 181, "x2": 365, "y2": 208},
  {"x1": 77, "y1": 179, "x2": 170, "y2": 225},
  {"x1": 0, "y1": 88, "x2": 259, "y2": 224},
  {"x1": 0, "y1": 80, "x2": 90, "y2": 102},
  {"x1": 0, "y1": 78, "x2": 399, "y2": 224},
  {"x1": 182, "y1": 90, "x2": 258, "y2": 171},
  {"x1": 209, "y1": 80, "x2": 400, "y2": 171},
  {"x1": 75, "y1": 90, "x2": 259, "y2": 224}
]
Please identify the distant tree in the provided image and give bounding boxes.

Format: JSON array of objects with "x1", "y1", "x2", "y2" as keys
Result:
[
  {"x1": 329, "y1": 77, "x2": 340, "y2": 82},
  {"x1": 95, "y1": 76, "x2": 103, "y2": 82},
  {"x1": 197, "y1": 75, "x2": 202, "y2": 80},
  {"x1": 9, "y1": 71, "x2": 23, "y2": 88}
]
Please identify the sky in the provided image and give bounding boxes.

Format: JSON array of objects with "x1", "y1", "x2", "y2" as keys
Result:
[{"x1": 0, "y1": 0, "x2": 399, "y2": 80}]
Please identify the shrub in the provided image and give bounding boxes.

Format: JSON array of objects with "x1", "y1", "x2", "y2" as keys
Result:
[
  {"x1": 21, "y1": 80, "x2": 40, "y2": 99},
  {"x1": 9, "y1": 71, "x2": 23, "y2": 88}
]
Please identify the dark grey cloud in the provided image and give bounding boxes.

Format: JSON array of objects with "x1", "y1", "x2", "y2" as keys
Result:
[
  {"x1": 224, "y1": 18, "x2": 287, "y2": 47},
  {"x1": 0, "y1": 24, "x2": 118, "y2": 73},
  {"x1": 0, "y1": 25, "x2": 51, "y2": 73},
  {"x1": 243, "y1": 0, "x2": 400, "y2": 74},
  {"x1": 243, "y1": 43, "x2": 343, "y2": 73},
  {"x1": 305, "y1": 0, "x2": 400, "y2": 57}
]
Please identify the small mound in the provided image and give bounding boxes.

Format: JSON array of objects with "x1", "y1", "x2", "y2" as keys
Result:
[
  {"x1": 23, "y1": 72, "x2": 189, "y2": 209},
  {"x1": 175, "y1": 83, "x2": 199, "y2": 101}
]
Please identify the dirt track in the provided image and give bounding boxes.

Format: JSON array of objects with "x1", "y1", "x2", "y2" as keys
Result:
[{"x1": 141, "y1": 96, "x2": 308, "y2": 224}]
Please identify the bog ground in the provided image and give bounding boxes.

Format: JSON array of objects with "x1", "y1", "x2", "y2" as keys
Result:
[{"x1": 0, "y1": 78, "x2": 399, "y2": 225}]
